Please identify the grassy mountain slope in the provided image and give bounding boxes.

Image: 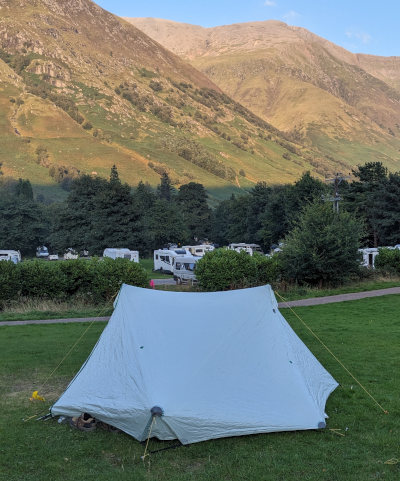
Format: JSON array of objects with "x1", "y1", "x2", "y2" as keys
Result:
[
  {"x1": 126, "y1": 18, "x2": 400, "y2": 171},
  {"x1": 0, "y1": 1, "x2": 341, "y2": 202}
]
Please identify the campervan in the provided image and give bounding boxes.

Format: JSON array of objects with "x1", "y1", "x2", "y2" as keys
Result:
[
  {"x1": 103, "y1": 248, "x2": 139, "y2": 263},
  {"x1": 173, "y1": 255, "x2": 198, "y2": 285},
  {"x1": 182, "y1": 244, "x2": 215, "y2": 257},
  {"x1": 36, "y1": 245, "x2": 49, "y2": 258},
  {"x1": 0, "y1": 250, "x2": 21, "y2": 263},
  {"x1": 153, "y1": 247, "x2": 188, "y2": 274},
  {"x1": 228, "y1": 243, "x2": 263, "y2": 256}
]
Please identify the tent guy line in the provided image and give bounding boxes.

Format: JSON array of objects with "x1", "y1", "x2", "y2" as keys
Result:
[{"x1": 276, "y1": 291, "x2": 389, "y2": 414}]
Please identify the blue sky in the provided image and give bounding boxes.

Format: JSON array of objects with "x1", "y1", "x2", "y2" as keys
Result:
[{"x1": 95, "y1": 0, "x2": 399, "y2": 57}]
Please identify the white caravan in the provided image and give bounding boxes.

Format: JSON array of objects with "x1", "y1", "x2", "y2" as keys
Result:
[
  {"x1": 103, "y1": 248, "x2": 139, "y2": 263},
  {"x1": 0, "y1": 250, "x2": 21, "y2": 263},
  {"x1": 228, "y1": 243, "x2": 263, "y2": 255},
  {"x1": 153, "y1": 248, "x2": 188, "y2": 274},
  {"x1": 183, "y1": 244, "x2": 215, "y2": 257},
  {"x1": 64, "y1": 248, "x2": 79, "y2": 260},
  {"x1": 173, "y1": 255, "x2": 199, "y2": 285},
  {"x1": 359, "y1": 247, "x2": 380, "y2": 268},
  {"x1": 36, "y1": 245, "x2": 49, "y2": 258}
]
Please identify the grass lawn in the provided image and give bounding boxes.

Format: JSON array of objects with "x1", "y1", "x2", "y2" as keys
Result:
[
  {"x1": 1, "y1": 295, "x2": 399, "y2": 480},
  {"x1": 0, "y1": 299, "x2": 113, "y2": 323},
  {"x1": 139, "y1": 258, "x2": 172, "y2": 280}
]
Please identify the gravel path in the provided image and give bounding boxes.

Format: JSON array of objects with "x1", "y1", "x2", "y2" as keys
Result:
[
  {"x1": 278, "y1": 286, "x2": 400, "y2": 307},
  {"x1": 1, "y1": 286, "x2": 399, "y2": 327},
  {"x1": 0, "y1": 316, "x2": 110, "y2": 327}
]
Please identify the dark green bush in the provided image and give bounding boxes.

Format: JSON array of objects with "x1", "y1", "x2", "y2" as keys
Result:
[
  {"x1": 0, "y1": 261, "x2": 20, "y2": 305},
  {"x1": 58, "y1": 258, "x2": 93, "y2": 296},
  {"x1": 252, "y1": 252, "x2": 281, "y2": 285},
  {"x1": 89, "y1": 257, "x2": 149, "y2": 301},
  {"x1": 18, "y1": 260, "x2": 67, "y2": 299},
  {"x1": 375, "y1": 248, "x2": 400, "y2": 275},
  {"x1": 0, "y1": 258, "x2": 149, "y2": 306},
  {"x1": 195, "y1": 249, "x2": 279, "y2": 291},
  {"x1": 149, "y1": 80, "x2": 163, "y2": 92}
]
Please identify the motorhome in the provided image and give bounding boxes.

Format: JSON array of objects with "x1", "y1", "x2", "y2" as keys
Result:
[
  {"x1": 173, "y1": 255, "x2": 198, "y2": 285},
  {"x1": 228, "y1": 243, "x2": 263, "y2": 256},
  {"x1": 36, "y1": 245, "x2": 49, "y2": 258},
  {"x1": 0, "y1": 250, "x2": 21, "y2": 263},
  {"x1": 153, "y1": 247, "x2": 188, "y2": 274},
  {"x1": 103, "y1": 248, "x2": 139, "y2": 263},
  {"x1": 182, "y1": 244, "x2": 215, "y2": 257}
]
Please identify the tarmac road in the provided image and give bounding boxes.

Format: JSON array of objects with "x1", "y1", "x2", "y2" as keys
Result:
[{"x1": 153, "y1": 278, "x2": 176, "y2": 286}]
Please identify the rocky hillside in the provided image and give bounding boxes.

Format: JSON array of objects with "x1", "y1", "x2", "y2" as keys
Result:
[
  {"x1": 1, "y1": 0, "x2": 344, "y2": 203},
  {"x1": 127, "y1": 18, "x2": 400, "y2": 172}
]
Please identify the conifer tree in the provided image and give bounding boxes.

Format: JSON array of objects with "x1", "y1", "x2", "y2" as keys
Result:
[
  {"x1": 346, "y1": 162, "x2": 389, "y2": 246},
  {"x1": 147, "y1": 198, "x2": 187, "y2": 249},
  {"x1": 15, "y1": 178, "x2": 33, "y2": 200},
  {"x1": 280, "y1": 201, "x2": 363, "y2": 286},
  {"x1": 157, "y1": 172, "x2": 174, "y2": 201},
  {"x1": 50, "y1": 174, "x2": 107, "y2": 252},
  {"x1": 178, "y1": 182, "x2": 212, "y2": 242},
  {"x1": 0, "y1": 196, "x2": 49, "y2": 255},
  {"x1": 109, "y1": 164, "x2": 120, "y2": 184}
]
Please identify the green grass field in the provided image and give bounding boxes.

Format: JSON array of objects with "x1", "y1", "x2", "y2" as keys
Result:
[
  {"x1": 139, "y1": 258, "x2": 172, "y2": 280},
  {"x1": 1, "y1": 295, "x2": 399, "y2": 480}
]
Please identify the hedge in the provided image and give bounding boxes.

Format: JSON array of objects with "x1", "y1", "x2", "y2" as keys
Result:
[
  {"x1": 0, "y1": 258, "x2": 149, "y2": 306},
  {"x1": 374, "y1": 248, "x2": 400, "y2": 275},
  {"x1": 195, "y1": 249, "x2": 280, "y2": 291}
]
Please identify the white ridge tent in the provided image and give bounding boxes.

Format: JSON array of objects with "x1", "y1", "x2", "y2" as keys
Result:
[{"x1": 51, "y1": 284, "x2": 338, "y2": 444}]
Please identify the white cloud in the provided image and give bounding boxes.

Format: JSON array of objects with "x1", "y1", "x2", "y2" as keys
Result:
[
  {"x1": 282, "y1": 10, "x2": 300, "y2": 23},
  {"x1": 345, "y1": 29, "x2": 371, "y2": 44},
  {"x1": 264, "y1": 1, "x2": 276, "y2": 6}
]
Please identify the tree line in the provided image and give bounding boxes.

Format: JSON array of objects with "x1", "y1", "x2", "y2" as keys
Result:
[
  {"x1": 0, "y1": 166, "x2": 212, "y2": 256},
  {"x1": 1, "y1": 161, "x2": 400, "y2": 258}
]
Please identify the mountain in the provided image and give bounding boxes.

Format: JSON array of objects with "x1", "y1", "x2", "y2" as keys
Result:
[
  {"x1": 126, "y1": 18, "x2": 400, "y2": 173},
  {"x1": 0, "y1": 0, "x2": 337, "y2": 203}
]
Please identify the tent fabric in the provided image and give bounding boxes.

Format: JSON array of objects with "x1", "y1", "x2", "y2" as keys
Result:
[{"x1": 51, "y1": 284, "x2": 338, "y2": 444}]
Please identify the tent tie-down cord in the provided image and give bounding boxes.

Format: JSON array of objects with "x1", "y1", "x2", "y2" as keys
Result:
[
  {"x1": 275, "y1": 291, "x2": 389, "y2": 415},
  {"x1": 23, "y1": 295, "x2": 118, "y2": 422},
  {"x1": 141, "y1": 416, "x2": 156, "y2": 462}
]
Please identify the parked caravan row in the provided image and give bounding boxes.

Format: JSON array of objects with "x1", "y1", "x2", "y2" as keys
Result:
[{"x1": 0, "y1": 247, "x2": 139, "y2": 263}]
